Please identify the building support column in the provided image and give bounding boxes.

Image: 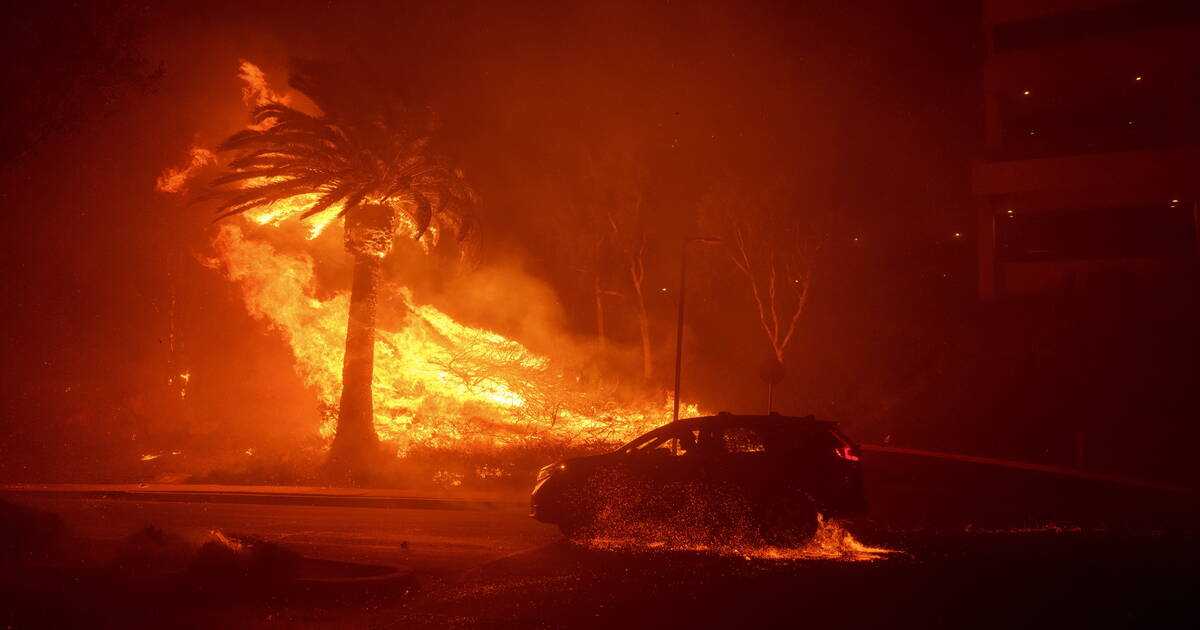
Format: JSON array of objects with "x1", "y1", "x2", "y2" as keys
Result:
[
  {"x1": 1193, "y1": 201, "x2": 1200, "y2": 258},
  {"x1": 978, "y1": 197, "x2": 997, "y2": 300}
]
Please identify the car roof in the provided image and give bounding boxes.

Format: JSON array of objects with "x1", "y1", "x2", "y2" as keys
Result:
[
  {"x1": 617, "y1": 412, "x2": 845, "y2": 452},
  {"x1": 669, "y1": 412, "x2": 837, "y2": 430}
]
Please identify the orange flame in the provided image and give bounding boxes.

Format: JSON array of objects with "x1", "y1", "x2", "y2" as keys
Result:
[
  {"x1": 155, "y1": 146, "x2": 216, "y2": 193},
  {"x1": 162, "y1": 61, "x2": 698, "y2": 455},
  {"x1": 238, "y1": 60, "x2": 290, "y2": 109},
  {"x1": 213, "y1": 223, "x2": 697, "y2": 454}
]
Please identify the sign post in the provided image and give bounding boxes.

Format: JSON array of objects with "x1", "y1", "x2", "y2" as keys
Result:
[{"x1": 758, "y1": 356, "x2": 785, "y2": 414}]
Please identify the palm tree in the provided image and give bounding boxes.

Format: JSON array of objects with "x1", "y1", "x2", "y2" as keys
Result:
[{"x1": 206, "y1": 63, "x2": 477, "y2": 481}]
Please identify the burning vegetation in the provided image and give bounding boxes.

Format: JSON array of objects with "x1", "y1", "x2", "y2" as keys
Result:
[
  {"x1": 159, "y1": 61, "x2": 700, "y2": 478},
  {"x1": 209, "y1": 223, "x2": 695, "y2": 453}
]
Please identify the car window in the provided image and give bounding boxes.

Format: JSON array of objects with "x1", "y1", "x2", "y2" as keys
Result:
[
  {"x1": 647, "y1": 438, "x2": 678, "y2": 455},
  {"x1": 623, "y1": 433, "x2": 664, "y2": 454},
  {"x1": 625, "y1": 428, "x2": 702, "y2": 456},
  {"x1": 672, "y1": 429, "x2": 702, "y2": 456},
  {"x1": 719, "y1": 426, "x2": 766, "y2": 454}
]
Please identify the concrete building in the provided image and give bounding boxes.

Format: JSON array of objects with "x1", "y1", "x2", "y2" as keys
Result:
[{"x1": 975, "y1": 0, "x2": 1200, "y2": 299}]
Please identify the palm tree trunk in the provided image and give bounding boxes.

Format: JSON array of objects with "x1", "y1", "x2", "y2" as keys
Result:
[
  {"x1": 328, "y1": 253, "x2": 382, "y2": 477},
  {"x1": 328, "y1": 205, "x2": 395, "y2": 482}
]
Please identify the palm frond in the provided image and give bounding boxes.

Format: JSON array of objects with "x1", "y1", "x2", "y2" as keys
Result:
[
  {"x1": 300, "y1": 182, "x2": 357, "y2": 219},
  {"x1": 206, "y1": 62, "x2": 478, "y2": 249}
]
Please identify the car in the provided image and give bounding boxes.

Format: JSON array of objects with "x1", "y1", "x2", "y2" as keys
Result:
[{"x1": 530, "y1": 412, "x2": 868, "y2": 545}]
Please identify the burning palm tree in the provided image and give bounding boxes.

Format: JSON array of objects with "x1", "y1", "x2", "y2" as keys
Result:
[{"x1": 206, "y1": 62, "x2": 477, "y2": 480}]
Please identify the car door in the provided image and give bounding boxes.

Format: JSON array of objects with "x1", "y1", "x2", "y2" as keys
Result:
[
  {"x1": 708, "y1": 424, "x2": 773, "y2": 512},
  {"x1": 620, "y1": 426, "x2": 706, "y2": 524}
]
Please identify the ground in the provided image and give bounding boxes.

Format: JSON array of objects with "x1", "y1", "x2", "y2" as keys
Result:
[{"x1": 2, "y1": 483, "x2": 1197, "y2": 629}]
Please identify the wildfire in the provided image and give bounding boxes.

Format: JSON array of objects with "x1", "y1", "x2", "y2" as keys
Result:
[
  {"x1": 160, "y1": 60, "x2": 698, "y2": 456},
  {"x1": 156, "y1": 62, "x2": 340, "y2": 239},
  {"x1": 155, "y1": 146, "x2": 216, "y2": 193},
  {"x1": 241, "y1": 182, "x2": 341, "y2": 239},
  {"x1": 213, "y1": 223, "x2": 695, "y2": 454},
  {"x1": 238, "y1": 59, "x2": 290, "y2": 111}
]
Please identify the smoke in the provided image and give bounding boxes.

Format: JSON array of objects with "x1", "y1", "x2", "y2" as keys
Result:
[{"x1": 0, "y1": 0, "x2": 1025, "y2": 485}]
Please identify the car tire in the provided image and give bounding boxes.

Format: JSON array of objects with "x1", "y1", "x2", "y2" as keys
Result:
[
  {"x1": 558, "y1": 515, "x2": 592, "y2": 541},
  {"x1": 760, "y1": 495, "x2": 819, "y2": 547}
]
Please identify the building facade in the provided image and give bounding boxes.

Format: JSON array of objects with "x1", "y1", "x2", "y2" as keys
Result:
[{"x1": 975, "y1": 0, "x2": 1200, "y2": 299}]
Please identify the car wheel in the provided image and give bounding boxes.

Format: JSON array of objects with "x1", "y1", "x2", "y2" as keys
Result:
[
  {"x1": 558, "y1": 515, "x2": 593, "y2": 541},
  {"x1": 760, "y1": 495, "x2": 818, "y2": 547}
]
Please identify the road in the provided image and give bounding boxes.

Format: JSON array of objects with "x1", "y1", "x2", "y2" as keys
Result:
[
  {"x1": 4, "y1": 486, "x2": 1198, "y2": 629},
  {"x1": 7, "y1": 488, "x2": 554, "y2": 575}
]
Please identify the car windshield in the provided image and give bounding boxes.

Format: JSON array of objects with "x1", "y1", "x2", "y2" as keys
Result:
[
  {"x1": 620, "y1": 431, "x2": 667, "y2": 453},
  {"x1": 719, "y1": 426, "x2": 767, "y2": 453},
  {"x1": 620, "y1": 427, "x2": 706, "y2": 456},
  {"x1": 617, "y1": 420, "x2": 845, "y2": 455}
]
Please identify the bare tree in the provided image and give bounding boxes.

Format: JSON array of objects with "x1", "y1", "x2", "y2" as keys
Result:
[
  {"x1": 728, "y1": 222, "x2": 821, "y2": 364},
  {"x1": 556, "y1": 204, "x2": 622, "y2": 359},
  {"x1": 587, "y1": 148, "x2": 656, "y2": 382},
  {"x1": 706, "y1": 179, "x2": 826, "y2": 366},
  {"x1": 606, "y1": 201, "x2": 654, "y2": 381}
]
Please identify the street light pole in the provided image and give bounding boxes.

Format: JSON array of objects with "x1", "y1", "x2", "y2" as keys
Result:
[{"x1": 672, "y1": 237, "x2": 720, "y2": 421}]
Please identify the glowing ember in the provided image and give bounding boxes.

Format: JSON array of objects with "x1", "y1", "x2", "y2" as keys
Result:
[
  {"x1": 207, "y1": 529, "x2": 245, "y2": 552},
  {"x1": 168, "y1": 372, "x2": 191, "y2": 400},
  {"x1": 585, "y1": 516, "x2": 898, "y2": 562}
]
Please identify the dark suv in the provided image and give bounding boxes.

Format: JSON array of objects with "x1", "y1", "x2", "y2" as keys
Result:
[{"x1": 531, "y1": 412, "x2": 867, "y2": 545}]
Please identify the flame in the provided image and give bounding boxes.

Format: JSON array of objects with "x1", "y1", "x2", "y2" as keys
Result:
[
  {"x1": 154, "y1": 62, "x2": 411, "y2": 241},
  {"x1": 238, "y1": 59, "x2": 290, "y2": 110},
  {"x1": 239, "y1": 180, "x2": 341, "y2": 240},
  {"x1": 155, "y1": 146, "x2": 216, "y2": 193},
  {"x1": 161, "y1": 60, "x2": 698, "y2": 456},
  {"x1": 228, "y1": 62, "x2": 423, "y2": 241},
  {"x1": 212, "y1": 223, "x2": 697, "y2": 454}
]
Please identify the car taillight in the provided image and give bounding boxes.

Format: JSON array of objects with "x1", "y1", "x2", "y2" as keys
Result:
[
  {"x1": 835, "y1": 446, "x2": 860, "y2": 461},
  {"x1": 828, "y1": 428, "x2": 861, "y2": 461}
]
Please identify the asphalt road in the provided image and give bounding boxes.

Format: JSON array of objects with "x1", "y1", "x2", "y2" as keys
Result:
[
  {"x1": 9, "y1": 490, "x2": 554, "y2": 575},
  {"x1": 4, "y1": 489, "x2": 1198, "y2": 629}
]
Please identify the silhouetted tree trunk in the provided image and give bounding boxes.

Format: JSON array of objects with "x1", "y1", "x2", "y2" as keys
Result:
[
  {"x1": 595, "y1": 277, "x2": 623, "y2": 358},
  {"x1": 626, "y1": 249, "x2": 654, "y2": 381},
  {"x1": 606, "y1": 206, "x2": 654, "y2": 382},
  {"x1": 594, "y1": 277, "x2": 607, "y2": 356}
]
